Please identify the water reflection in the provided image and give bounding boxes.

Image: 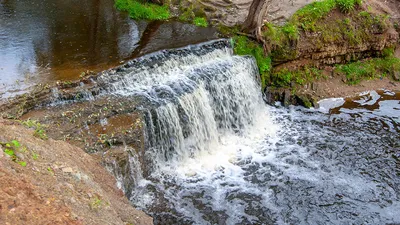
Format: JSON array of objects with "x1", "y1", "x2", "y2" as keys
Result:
[
  {"x1": 0, "y1": 0, "x2": 144, "y2": 96},
  {"x1": 0, "y1": 0, "x2": 218, "y2": 98},
  {"x1": 318, "y1": 90, "x2": 400, "y2": 133}
]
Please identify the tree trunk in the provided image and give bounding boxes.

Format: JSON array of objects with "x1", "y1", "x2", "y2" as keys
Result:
[{"x1": 241, "y1": 0, "x2": 270, "y2": 42}]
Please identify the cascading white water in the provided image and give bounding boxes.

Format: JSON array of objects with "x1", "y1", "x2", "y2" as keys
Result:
[
  {"x1": 96, "y1": 40, "x2": 277, "y2": 221},
  {"x1": 101, "y1": 40, "x2": 400, "y2": 224},
  {"x1": 96, "y1": 39, "x2": 276, "y2": 170}
]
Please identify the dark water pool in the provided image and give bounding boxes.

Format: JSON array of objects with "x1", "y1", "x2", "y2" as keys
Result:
[{"x1": 0, "y1": 0, "x2": 217, "y2": 98}]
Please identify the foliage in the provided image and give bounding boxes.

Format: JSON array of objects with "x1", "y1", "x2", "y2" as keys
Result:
[
  {"x1": 336, "y1": 0, "x2": 358, "y2": 13},
  {"x1": 289, "y1": 0, "x2": 362, "y2": 31},
  {"x1": 115, "y1": 0, "x2": 170, "y2": 20},
  {"x1": 193, "y1": 17, "x2": 208, "y2": 27},
  {"x1": 291, "y1": 0, "x2": 336, "y2": 31},
  {"x1": 336, "y1": 56, "x2": 400, "y2": 84},
  {"x1": 90, "y1": 196, "x2": 104, "y2": 210},
  {"x1": 178, "y1": 8, "x2": 208, "y2": 27},
  {"x1": 281, "y1": 23, "x2": 300, "y2": 41},
  {"x1": 0, "y1": 140, "x2": 27, "y2": 167},
  {"x1": 381, "y1": 47, "x2": 395, "y2": 57},
  {"x1": 233, "y1": 36, "x2": 272, "y2": 88},
  {"x1": 270, "y1": 67, "x2": 323, "y2": 87},
  {"x1": 178, "y1": 10, "x2": 193, "y2": 22},
  {"x1": 232, "y1": 0, "x2": 392, "y2": 89},
  {"x1": 263, "y1": 23, "x2": 299, "y2": 48},
  {"x1": 20, "y1": 119, "x2": 48, "y2": 140}
]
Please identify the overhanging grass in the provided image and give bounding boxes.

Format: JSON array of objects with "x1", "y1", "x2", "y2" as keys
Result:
[
  {"x1": 233, "y1": 36, "x2": 271, "y2": 88},
  {"x1": 289, "y1": 0, "x2": 362, "y2": 31},
  {"x1": 115, "y1": 0, "x2": 170, "y2": 20}
]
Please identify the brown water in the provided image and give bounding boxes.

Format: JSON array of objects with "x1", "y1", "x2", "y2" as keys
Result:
[{"x1": 0, "y1": 0, "x2": 217, "y2": 98}]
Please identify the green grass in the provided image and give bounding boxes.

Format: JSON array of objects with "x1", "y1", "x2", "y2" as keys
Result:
[
  {"x1": 336, "y1": 56, "x2": 400, "y2": 84},
  {"x1": 233, "y1": 36, "x2": 272, "y2": 88},
  {"x1": 178, "y1": 10, "x2": 208, "y2": 27},
  {"x1": 193, "y1": 17, "x2": 208, "y2": 27},
  {"x1": 231, "y1": 0, "x2": 394, "y2": 90},
  {"x1": 0, "y1": 139, "x2": 28, "y2": 167},
  {"x1": 289, "y1": 0, "x2": 362, "y2": 31},
  {"x1": 270, "y1": 67, "x2": 323, "y2": 87},
  {"x1": 115, "y1": 0, "x2": 170, "y2": 20}
]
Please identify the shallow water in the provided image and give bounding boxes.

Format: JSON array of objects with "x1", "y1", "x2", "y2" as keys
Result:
[{"x1": 0, "y1": 0, "x2": 217, "y2": 98}]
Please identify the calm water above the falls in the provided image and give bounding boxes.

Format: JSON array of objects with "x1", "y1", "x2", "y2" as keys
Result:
[{"x1": 0, "y1": 0, "x2": 217, "y2": 98}]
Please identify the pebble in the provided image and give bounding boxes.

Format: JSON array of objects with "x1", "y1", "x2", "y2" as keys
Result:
[
  {"x1": 62, "y1": 167, "x2": 73, "y2": 173},
  {"x1": 15, "y1": 152, "x2": 25, "y2": 160}
]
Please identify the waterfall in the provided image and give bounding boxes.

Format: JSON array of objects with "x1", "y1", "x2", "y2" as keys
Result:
[
  {"x1": 102, "y1": 39, "x2": 279, "y2": 223},
  {"x1": 99, "y1": 39, "x2": 270, "y2": 172},
  {"x1": 79, "y1": 39, "x2": 400, "y2": 224}
]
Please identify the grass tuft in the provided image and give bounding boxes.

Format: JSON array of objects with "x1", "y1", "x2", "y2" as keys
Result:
[
  {"x1": 336, "y1": 56, "x2": 400, "y2": 84},
  {"x1": 193, "y1": 17, "x2": 208, "y2": 27},
  {"x1": 115, "y1": 0, "x2": 170, "y2": 20}
]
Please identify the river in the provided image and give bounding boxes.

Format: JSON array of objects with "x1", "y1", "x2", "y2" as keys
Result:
[
  {"x1": 93, "y1": 40, "x2": 399, "y2": 224},
  {"x1": 0, "y1": 0, "x2": 216, "y2": 98},
  {"x1": 1, "y1": 1, "x2": 399, "y2": 225}
]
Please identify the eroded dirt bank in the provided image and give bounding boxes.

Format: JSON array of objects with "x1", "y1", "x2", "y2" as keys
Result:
[{"x1": 0, "y1": 119, "x2": 152, "y2": 225}]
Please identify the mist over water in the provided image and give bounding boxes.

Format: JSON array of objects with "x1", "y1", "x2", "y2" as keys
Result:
[{"x1": 101, "y1": 40, "x2": 399, "y2": 224}]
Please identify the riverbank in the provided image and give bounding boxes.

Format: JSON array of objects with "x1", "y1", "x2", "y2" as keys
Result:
[
  {"x1": 229, "y1": 0, "x2": 400, "y2": 107},
  {"x1": 0, "y1": 119, "x2": 153, "y2": 224}
]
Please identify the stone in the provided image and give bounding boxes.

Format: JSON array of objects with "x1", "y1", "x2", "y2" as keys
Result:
[
  {"x1": 15, "y1": 152, "x2": 25, "y2": 160},
  {"x1": 283, "y1": 89, "x2": 292, "y2": 107},
  {"x1": 393, "y1": 71, "x2": 400, "y2": 81},
  {"x1": 62, "y1": 167, "x2": 73, "y2": 173}
]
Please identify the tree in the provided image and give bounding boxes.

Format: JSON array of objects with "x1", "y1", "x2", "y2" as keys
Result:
[{"x1": 241, "y1": 0, "x2": 272, "y2": 50}]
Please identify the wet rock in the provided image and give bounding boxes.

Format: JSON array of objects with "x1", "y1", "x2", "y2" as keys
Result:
[
  {"x1": 283, "y1": 89, "x2": 291, "y2": 107},
  {"x1": 264, "y1": 87, "x2": 319, "y2": 108},
  {"x1": 393, "y1": 71, "x2": 400, "y2": 81}
]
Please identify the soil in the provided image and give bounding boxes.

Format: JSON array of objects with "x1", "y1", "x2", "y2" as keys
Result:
[
  {"x1": 0, "y1": 119, "x2": 153, "y2": 225},
  {"x1": 299, "y1": 76, "x2": 399, "y2": 100}
]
